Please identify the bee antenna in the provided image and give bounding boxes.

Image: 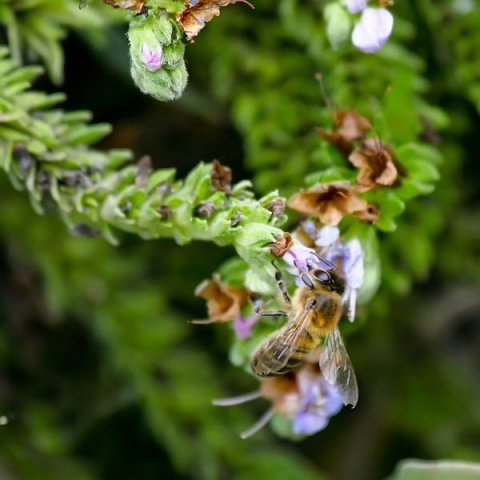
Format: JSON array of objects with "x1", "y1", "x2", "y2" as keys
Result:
[{"x1": 311, "y1": 252, "x2": 336, "y2": 270}]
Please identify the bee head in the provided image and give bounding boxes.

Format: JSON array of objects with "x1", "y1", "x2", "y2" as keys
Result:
[{"x1": 311, "y1": 268, "x2": 345, "y2": 295}]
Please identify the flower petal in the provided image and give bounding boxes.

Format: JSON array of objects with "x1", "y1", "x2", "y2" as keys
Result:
[
  {"x1": 352, "y1": 7, "x2": 394, "y2": 53},
  {"x1": 344, "y1": 0, "x2": 367, "y2": 14},
  {"x1": 293, "y1": 411, "x2": 329, "y2": 435}
]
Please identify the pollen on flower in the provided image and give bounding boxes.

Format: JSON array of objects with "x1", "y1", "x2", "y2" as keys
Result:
[{"x1": 140, "y1": 42, "x2": 163, "y2": 71}]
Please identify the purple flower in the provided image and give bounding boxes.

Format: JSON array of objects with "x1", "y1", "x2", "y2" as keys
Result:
[
  {"x1": 233, "y1": 315, "x2": 258, "y2": 340},
  {"x1": 344, "y1": 0, "x2": 368, "y2": 14},
  {"x1": 141, "y1": 42, "x2": 163, "y2": 71},
  {"x1": 315, "y1": 225, "x2": 340, "y2": 247},
  {"x1": 321, "y1": 234, "x2": 364, "y2": 322},
  {"x1": 352, "y1": 7, "x2": 394, "y2": 53},
  {"x1": 292, "y1": 367, "x2": 343, "y2": 435},
  {"x1": 283, "y1": 242, "x2": 317, "y2": 273}
]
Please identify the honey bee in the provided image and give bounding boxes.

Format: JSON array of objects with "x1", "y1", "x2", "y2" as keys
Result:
[{"x1": 250, "y1": 257, "x2": 358, "y2": 407}]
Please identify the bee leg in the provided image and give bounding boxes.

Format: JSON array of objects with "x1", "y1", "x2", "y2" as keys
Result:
[
  {"x1": 258, "y1": 310, "x2": 289, "y2": 317},
  {"x1": 250, "y1": 293, "x2": 264, "y2": 315},
  {"x1": 250, "y1": 293, "x2": 288, "y2": 318},
  {"x1": 271, "y1": 261, "x2": 291, "y2": 304},
  {"x1": 293, "y1": 261, "x2": 314, "y2": 289}
]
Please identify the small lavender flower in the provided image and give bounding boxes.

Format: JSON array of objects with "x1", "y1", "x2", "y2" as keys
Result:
[
  {"x1": 233, "y1": 315, "x2": 258, "y2": 340},
  {"x1": 351, "y1": 7, "x2": 394, "y2": 53},
  {"x1": 292, "y1": 367, "x2": 343, "y2": 435},
  {"x1": 344, "y1": 0, "x2": 368, "y2": 14},
  {"x1": 283, "y1": 242, "x2": 318, "y2": 274},
  {"x1": 325, "y1": 237, "x2": 364, "y2": 321},
  {"x1": 213, "y1": 365, "x2": 342, "y2": 438},
  {"x1": 141, "y1": 42, "x2": 163, "y2": 71}
]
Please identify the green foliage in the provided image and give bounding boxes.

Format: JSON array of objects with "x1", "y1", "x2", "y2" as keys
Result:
[
  {"x1": 0, "y1": 0, "x2": 122, "y2": 84},
  {"x1": 389, "y1": 460, "x2": 480, "y2": 480}
]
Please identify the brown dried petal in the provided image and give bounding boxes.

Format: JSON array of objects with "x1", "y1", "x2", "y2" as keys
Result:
[
  {"x1": 334, "y1": 109, "x2": 372, "y2": 143},
  {"x1": 319, "y1": 108, "x2": 372, "y2": 156},
  {"x1": 267, "y1": 198, "x2": 285, "y2": 221},
  {"x1": 176, "y1": 0, "x2": 254, "y2": 42},
  {"x1": 195, "y1": 274, "x2": 248, "y2": 322},
  {"x1": 103, "y1": 0, "x2": 145, "y2": 12},
  {"x1": 354, "y1": 203, "x2": 380, "y2": 224},
  {"x1": 267, "y1": 233, "x2": 294, "y2": 257},
  {"x1": 210, "y1": 159, "x2": 232, "y2": 194},
  {"x1": 349, "y1": 137, "x2": 398, "y2": 192},
  {"x1": 287, "y1": 181, "x2": 368, "y2": 226}
]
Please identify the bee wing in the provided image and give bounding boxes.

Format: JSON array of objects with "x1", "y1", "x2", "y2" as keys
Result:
[
  {"x1": 319, "y1": 326, "x2": 358, "y2": 407},
  {"x1": 266, "y1": 304, "x2": 317, "y2": 370}
]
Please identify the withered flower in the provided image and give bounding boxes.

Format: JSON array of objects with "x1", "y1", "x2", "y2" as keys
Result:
[
  {"x1": 210, "y1": 159, "x2": 232, "y2": 194},
  {"x1": 349, "y1": 137, "x2": 398, "y2": 192},
  {"x1": 287, "y1": 181, "x2": 368, "y2": 226},
  {"x1": 318, "y1": 108, "x2": 371, "y2": 156},
  {"x1": 103, "y1": 0, "x2": 145, "y2": 12},
  {"x1": 176, "y1": 0, "x2": 254, "y2": 43},
  {"x1": 354, "y1": 203, "x2": 380, "y2": 224},
  {"x1": 267, "y1": 233, "x2": 294, "y2": 257},
  {"x1": 195, "y1": 274, "x2": 249, "y2": 323}
]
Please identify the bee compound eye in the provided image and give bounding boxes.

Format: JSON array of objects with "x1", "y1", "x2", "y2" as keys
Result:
[{"x1": 312, "y1": 270, "x2": 331, "y2": 284}]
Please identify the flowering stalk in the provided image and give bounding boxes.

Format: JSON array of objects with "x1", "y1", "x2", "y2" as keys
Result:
[{"x1": 0, "y1": 50, "x2": 284, "y2": 293}]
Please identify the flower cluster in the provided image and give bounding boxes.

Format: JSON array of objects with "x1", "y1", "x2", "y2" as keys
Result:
[
  {"x1": 289, "y1": 108, "x2": 402, "y2": 229},
  {"x1": 345, "y1": 0, "x2": 394, "y2": 53},
  {"x1": 214, "y1": 364, "x2": 343, "y2": 438}
]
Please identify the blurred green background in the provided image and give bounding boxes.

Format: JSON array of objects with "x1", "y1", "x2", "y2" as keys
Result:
[{"x1": 1, "y1": 1, "x2": 480, "y2": 479}]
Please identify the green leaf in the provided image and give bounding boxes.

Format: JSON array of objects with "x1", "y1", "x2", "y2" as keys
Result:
[{"x1": 388, "y1": 460, "x2": 480, "y2": 480}]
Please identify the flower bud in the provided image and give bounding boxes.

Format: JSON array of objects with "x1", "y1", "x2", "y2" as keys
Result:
[
  {"x1": 324, "y1": 3, "x2": 352, "y2": 49},
  {"x1": 128, "y1": 10, "x2": 188, "y2": 101}
]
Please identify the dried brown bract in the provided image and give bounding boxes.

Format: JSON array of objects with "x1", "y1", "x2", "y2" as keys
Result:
[
  {"x1": 103, "y1": 0, "x2": 145, "y2": 12},
  {"x1": 318, "y1": 109, "x2": 371, "y2": 157},
  {"x1": 287, "y1": 181, "x2": 368, "y2": 226},
  {"x1": 135, "y1": 155, "x2": 152, "y2": 188},
  {"x1": 267, "y1": 198, "x2": 285, "y2": 221},
  {"x1": 195, "y1": 274, "x2": 249, "y2": 322},
  {"x1": 210, "y1": 159, "x2": 232, "y2": 194},
  {"x1": 194, "y1": 200, "x2": 216, "y2": 218},
  {"x1": 349, "y1": 137, "x2": 398, "y2": 192},
  {"x1": 267, "y1": 233, "x2": 294, "y2": 257},
  {"x1": 176, "y1": 0, "x2": 254, "y2": 42},
  {"x1": 158, "y1": 205, "x2": 171, "y2": 219}
]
